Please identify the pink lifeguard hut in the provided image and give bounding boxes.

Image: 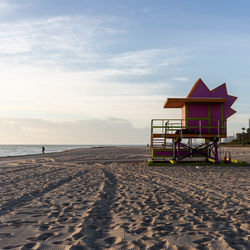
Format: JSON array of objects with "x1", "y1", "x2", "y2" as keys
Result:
[{"x1": 150, "y1": 78, "x2": 237, "y2": 164}]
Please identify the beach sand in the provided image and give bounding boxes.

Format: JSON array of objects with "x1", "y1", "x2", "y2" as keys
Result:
[{"x1": 0, "y1": 146, "x2": 249, "y2": 249}]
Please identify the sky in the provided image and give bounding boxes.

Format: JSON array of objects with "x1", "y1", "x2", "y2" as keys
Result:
[{"x1": 0, "y1": 0, "x2": 249, "y2": 144}]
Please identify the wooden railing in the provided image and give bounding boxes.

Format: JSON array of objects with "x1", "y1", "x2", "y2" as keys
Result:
[{"x1": 151, "y1": 118, "x2": 227, "y2": 137}]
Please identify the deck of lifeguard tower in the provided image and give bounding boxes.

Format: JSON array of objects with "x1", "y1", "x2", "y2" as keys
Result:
[
  {"x1": 151, "y1": 118, "x2": 226, "y2": 163},
  {"x1": 151, "y1": 118, "x2": 227, "y2": 139}
]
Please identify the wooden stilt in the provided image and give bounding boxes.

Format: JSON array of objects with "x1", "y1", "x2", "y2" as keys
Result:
[
  {"x1": 177, "y1": 140, "x2": 181, "y2": 163},
  {"x1": 214, "y1": 139, "x2": 219, "y2": 164}
]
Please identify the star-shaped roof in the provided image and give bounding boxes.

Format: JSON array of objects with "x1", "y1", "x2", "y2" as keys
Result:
[{"x1": 187, "y1": 78, "x2": 237, "y2": 119}]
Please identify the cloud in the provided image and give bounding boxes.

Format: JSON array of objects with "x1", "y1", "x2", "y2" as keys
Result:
[
  {"x1": 99, "y1": 48, "x2": 190, "y2": 85},
  {"x1": 0, "y1": 0, "x2": 14, "y2": 15},
  {"x1": 0, "y1": 117, "x2": 149, "y2": 144},
  {"x1": 0, "y1": 14, "x2": 189, "y2": 110},
  {"x1": 0, "y1": 13, "x2": 190, "y2": 132},
  {"x1": 0, "y1": 14, "x2": 189, "y2": 72},
  {"x1": 0, "y1": 15, "x2": 122, "y2": 68},
  {"x1": 109, "y1": 49, "x2": 187, "y2": 71},
  {"x1": 0, "y1": 47, "x2": 188, "y2": 129},
  {"x1": 171, "y1": 77, "x2": 190, "y2": 82}
]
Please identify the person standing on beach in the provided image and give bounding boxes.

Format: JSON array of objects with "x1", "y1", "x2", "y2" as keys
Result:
[{"x1": 42, "y1": 146, "x2": 45, "y2": 154}]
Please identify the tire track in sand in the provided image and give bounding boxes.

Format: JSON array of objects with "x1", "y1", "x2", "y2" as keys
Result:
[
  {"x1": 66, "y1": 166, "x2": 117, "y2": 249},
  {"x1": 0, "y1": 169, "x2": 87, "y2": 216},
  {"x1": 149, "y1": 168, "x2": 249, "y2": 207},
  {"x1": 0, "y1": 165, "x2": 42, "y2": 176},
  {"x1": 0, "y1": 165, "x2": 106, "y2": 249}
]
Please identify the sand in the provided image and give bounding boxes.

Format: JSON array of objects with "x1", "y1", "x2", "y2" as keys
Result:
[{"x1": 0, "y1": 146, "x2": 249, "y2": 249}]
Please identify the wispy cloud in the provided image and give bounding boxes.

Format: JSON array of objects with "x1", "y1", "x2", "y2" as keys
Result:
[
  {"x1": 0, "y1": 15, "x2": 123, "y2": 68},
  {"x1": 0, "y1": 14, "x2": 189, "y2": 72},
  {"x1": 0, "y1": 14, "x2": 190, "y2": 99},
  {"x1": 0, "y1": 13, "x2": 190, "y2": 131},
  {"x1": 171, "y1": 77, "x2": 190, "y2": 82},
  {"x1": 0, "y1": 63, "x2": 180, "y2": 127},
  {"x1": 109, "y1": 49, "x2": 185, "y2": 70},
  {"x1": 104, "y1": 48, "x2": 190, "y2": 84}
]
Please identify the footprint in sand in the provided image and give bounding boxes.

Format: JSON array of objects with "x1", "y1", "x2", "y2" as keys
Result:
[
  {"x1": 38, "y1": 223, "x2": 50, "y2": 231},
  {"x1": 21, "y1": 242, "x2": 40, "y2": 249},
  {"x1": 104, "y1": 236, "x2": 122, "y2": 245},
  {"x1": 134, "y1": 227, "x2": 147, "y2": 234},
  {"x1": 37, "y1": 232, "x2": 55, "y2": 240}
]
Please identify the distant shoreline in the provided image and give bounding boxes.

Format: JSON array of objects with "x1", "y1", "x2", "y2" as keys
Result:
[
  {"x1": 0, "y1": 144, "x2": 249, "y2": 160},
  {"x1": 0, "y1": 144, "x2": 146, "y2": 158}
]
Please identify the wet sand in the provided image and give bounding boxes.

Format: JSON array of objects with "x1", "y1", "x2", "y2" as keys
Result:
[{"x1": 0, "y1": 146, "x2": 249, "y2": 249}]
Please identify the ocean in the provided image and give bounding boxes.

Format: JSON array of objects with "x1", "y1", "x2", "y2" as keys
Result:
[{"x1": 0, "y1": 145, "x2": 141, "y2": 157}]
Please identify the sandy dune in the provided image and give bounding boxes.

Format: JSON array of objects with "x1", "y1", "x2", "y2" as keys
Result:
[{"x1": 0, "y1": 146, "x2": 249, "y2": 249}]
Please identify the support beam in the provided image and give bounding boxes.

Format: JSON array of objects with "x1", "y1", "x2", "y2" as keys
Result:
[
  {"x1": 214, "y1": 140, "x2": 219, "y2": 164},
  {"x1": 177, "y1": 139, "x2": 181, "y2": 163}
]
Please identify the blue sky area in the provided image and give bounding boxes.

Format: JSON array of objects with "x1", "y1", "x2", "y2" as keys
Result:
[{"x1": 0, "y1": 0, "x2": 249, "y2": 143}]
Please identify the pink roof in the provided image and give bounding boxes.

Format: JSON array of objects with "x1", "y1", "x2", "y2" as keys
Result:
[{"x1": 164, "y1": 78, "x2": 237, "y2": 118}]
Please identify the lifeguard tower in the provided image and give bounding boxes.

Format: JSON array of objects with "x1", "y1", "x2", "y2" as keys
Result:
[{"x1": 150, "y1": 79, "x2": 237, "y2": 164}]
